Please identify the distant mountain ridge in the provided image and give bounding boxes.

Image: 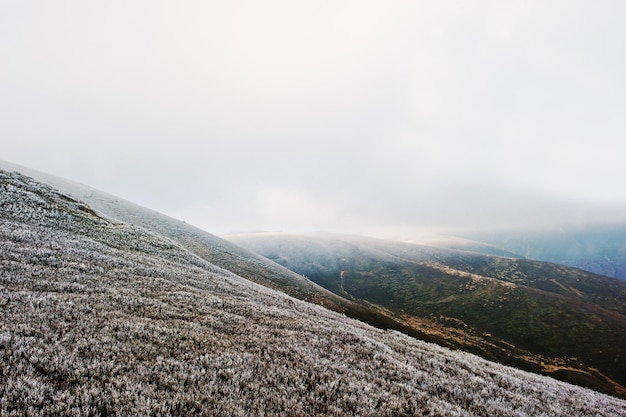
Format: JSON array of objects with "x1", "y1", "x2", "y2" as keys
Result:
[
  {"x1": 432, "y1": 226, "x2": 626, "y2": 281},
  {"x1": 228, "y1": 232, "x2": 626, "y2": 398},
  {"x1": 4, "y1": 165, "x2": 626, "y2": 414}
]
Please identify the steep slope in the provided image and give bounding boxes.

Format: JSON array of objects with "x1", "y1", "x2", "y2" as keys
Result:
[
  {"x1": 4, "y1": 172, "x2": 626, "y2": 415},
  {"x1": 228, "y1": 232, "x2": 626, "y2": 398},
  {"x1": 0, "y1": 161, "x2": 324, "y2": 300},
  {"x1": 0, "y1": 161, "x2": 426, "y2": 340}
]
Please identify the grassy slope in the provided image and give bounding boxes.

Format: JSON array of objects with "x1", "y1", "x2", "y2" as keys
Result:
[
  {"x1": 0, "y1": 161, "x2": 439, "y2": 344},
  {"x1": 4, "y1": 171, "x2": 626, "y2": 415},
  {"x1": 228, "y1": 232, "x2": 626, "y2": 398}
]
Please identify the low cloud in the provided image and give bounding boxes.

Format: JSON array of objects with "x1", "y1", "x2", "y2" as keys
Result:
[{"x1": 2, "y1": 1, "x2": 626, "y2": 237}]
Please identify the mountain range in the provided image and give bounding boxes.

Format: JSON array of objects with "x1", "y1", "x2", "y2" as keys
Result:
[{"x1": 2, "y1": 161, "x2": 626, "y2": 415}]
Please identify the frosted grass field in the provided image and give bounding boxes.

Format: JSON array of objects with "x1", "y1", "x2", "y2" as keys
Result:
[{"x1": 1, "y1": 169, "x2": 625, "y2": 416}]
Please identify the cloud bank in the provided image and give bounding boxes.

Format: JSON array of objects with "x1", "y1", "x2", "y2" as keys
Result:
[{"x1": 2, "y1": 1, "x2": 626, "y2": 238}]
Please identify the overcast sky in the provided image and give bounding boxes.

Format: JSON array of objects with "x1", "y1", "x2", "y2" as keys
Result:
[{"x1": 2, "y1": 1, "x2": 626, "y2": 239}]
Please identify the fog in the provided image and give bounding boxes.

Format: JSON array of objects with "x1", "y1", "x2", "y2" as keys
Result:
[{"x1": 2, "y1": 1, "x2": 626, "y2": 238}]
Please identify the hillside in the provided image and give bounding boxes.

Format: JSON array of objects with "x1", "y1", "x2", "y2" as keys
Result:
[
  {"x1": 4, "y1": 169, "x2": 626, "y2": 415},
  {"x1": 228, "y1": 232, "x2": 626, "y2": 398},
  {"x1": 0, "y1": 161, "x2": 429, "y2": 342},
  {"x1": 4, "y1": 171, "x2": 626, "y2": 415}
]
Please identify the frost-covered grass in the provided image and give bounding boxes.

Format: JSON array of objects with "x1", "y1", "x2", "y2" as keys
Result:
[
  {"x1": 1, "y1": 170, "x2": 626, "y2": 416},
  {"x1": 0, "y1": 160, "x2": 344, "y2": 308}
]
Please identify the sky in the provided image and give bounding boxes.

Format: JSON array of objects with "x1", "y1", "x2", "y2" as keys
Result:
[{"x1": 2, "y1": 1, "x2": 626, "y2": 239}]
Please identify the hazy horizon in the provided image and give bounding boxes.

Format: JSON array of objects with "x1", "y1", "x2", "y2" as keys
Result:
[{"x1": 3, "y1": 1, "x2": 626, "y2": 239}]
